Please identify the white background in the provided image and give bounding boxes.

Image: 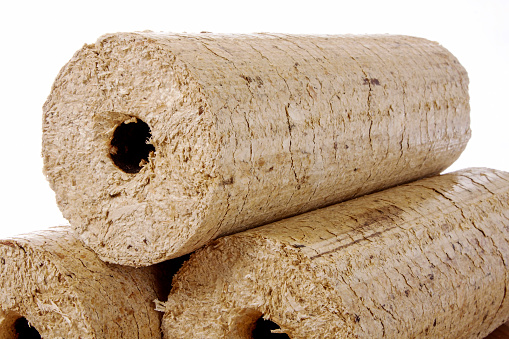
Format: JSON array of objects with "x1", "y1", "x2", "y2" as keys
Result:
[{"x1": 0, "y1": 0, "x2": 507, "y2": 238}]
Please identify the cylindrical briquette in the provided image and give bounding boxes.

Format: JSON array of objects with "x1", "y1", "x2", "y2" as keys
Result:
[
  {"x1": 162, "y1": 168, "x2": 509, "y2": 338},
  {"x1": 42, "y1": 32, "x2": 470, "y2": 266},
  {"x1": 0, "y1": 227, "x2": 171, "y2": 338}
]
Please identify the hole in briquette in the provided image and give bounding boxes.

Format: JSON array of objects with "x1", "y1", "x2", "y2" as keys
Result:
[
  {"x1": 14, "y1": 317, "x2": 41, "y2": 339},
  {"x1": 109, "y1": 118, "x2": 155, "y2": 174},
  {"x1": 252, "y1": 316, "x2": 290, "y2": 338}
]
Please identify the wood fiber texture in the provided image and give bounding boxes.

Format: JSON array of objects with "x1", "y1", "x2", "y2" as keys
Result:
[
  {"x1": 162, "y1": 168, "x2": 509, "y2": 339},
  {"x1": 42, "y1": 32, "x2": 470, "y2": 266},
  {"x1": 0, "y1": 227, "x2": 170, "y2": 338}
]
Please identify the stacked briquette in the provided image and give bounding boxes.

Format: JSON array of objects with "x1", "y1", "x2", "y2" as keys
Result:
[
  {"x1": 0, "y1": 32, "x2": 507, "y2": 338},
  {"x1": 161, "y1": 167, "x2": 509, "y2": 338}
]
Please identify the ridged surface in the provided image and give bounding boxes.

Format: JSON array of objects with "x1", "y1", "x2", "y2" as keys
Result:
[
  {"x1": 0, "y1": 227, "x2": 168, "y2": 338},
  {"x1": 42, "y1": 32, "x2": 470, "y2": 266},
  {"x1": 162, "y1": 168, "x2": 509, "y2": 338}
]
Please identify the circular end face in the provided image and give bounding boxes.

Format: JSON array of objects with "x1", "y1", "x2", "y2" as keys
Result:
[
  {"x1": 0, "y1": 239, "x2": 83, "y2": 338},
  {"x1": 14, "y1": 317, "x2": 42, "y2": 339},
  {"x1": 42, "y1": 33, "x2": 221, "y2": 265},
  {"x1": 0, "y1": 229, "x2": 164, "y2": 337},
  {"x1": 252, "y1": 317, "x2": 289, "y2": 338},
  {"x1": 109, "y1": 118, "x2": 155, "y2": 174}
]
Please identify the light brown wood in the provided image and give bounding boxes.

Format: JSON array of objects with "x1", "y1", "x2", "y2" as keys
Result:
[
  {"x1": 42, "y1": 32, "x2": 470, "y2": 266},
  {"x1": 0, "y1": 227, "x2": 172, "y2": 338},
  {"x1": 162, "y1": 168, "x2": 509, "y2": 339}
]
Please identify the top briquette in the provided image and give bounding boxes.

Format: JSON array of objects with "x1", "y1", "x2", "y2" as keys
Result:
[{"x1": 42, "y1": 32, "x2": 470, "y2": 266}]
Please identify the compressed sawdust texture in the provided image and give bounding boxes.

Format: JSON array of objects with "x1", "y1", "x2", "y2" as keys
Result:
[
  {"x1": 162, "y1": 168, "x2": 509, "y2": 338},
  {"x1": 42, "y1": 32, "x2": 470, "y2": 266},
  {"x1": 0, "y1": 227, "x2": 173, "y2": 338}
]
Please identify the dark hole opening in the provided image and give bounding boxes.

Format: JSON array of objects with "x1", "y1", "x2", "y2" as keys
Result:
[
  {"x1": 252, "y1": 317, "x2": 289, "y2": 338},
  {"x1": 14, "y1": 317, "x2": 41, "y2": 339},
  {"x1": 155, "y1": 253, "x2": 192, "y2": 300},
  {"x1": 109, "y1": 118, "x2": 155, "y2": 174}
]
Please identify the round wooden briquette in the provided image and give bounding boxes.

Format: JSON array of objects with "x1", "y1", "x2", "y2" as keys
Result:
[{"x1": 42, "y1": 33, "x2": 470, "y2": 266}]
